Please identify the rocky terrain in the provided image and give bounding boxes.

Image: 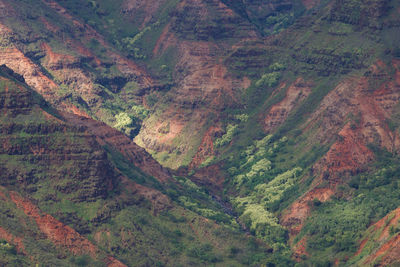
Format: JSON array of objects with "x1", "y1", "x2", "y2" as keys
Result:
[{"x1": 1, "y1": 0, "x2": 400, "y2": 266}]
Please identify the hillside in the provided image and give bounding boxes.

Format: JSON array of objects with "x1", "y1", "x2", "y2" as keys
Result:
[{"x1": 1, "y1": 0, "x2": 400, "y2": 266}]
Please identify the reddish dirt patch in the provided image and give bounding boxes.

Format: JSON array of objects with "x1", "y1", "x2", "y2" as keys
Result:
[
  {"x1": 282, "y1": 187, "x2": 334, "y2": 237},
  {"x1": 354, "y1": 238, "x2": 368, "y2": 257},
  {"x1": 105, "y1": 257, "x2": 128, "y2": 267},
  {"x1": 39, "y1": 17, "x2": 59, "y2": 33},
  {"x1": 189, "y1": 125, "x2": 222, "y2": 169},
  {"x1": 153, "y1": 23, "x2": 176, "y2": 56},
  {"x1": 0, "y1": 226, "x2": 26, "y2": 254},
  {"x1": 9, "y1": 191, "x2": 127, "y2": 267},
  {"x1": 325, "y1": 123, "x2": 374, "y2": 177},
  {"x1": 9, "y1": 191, "x2": 98, "y2": 257},
  {"x1": 67, "y1": 39, "x2": 102, "y2": 66},
  {"x1": 283, "y1": 60, "x2": 400, "y2": 243},
  {"x1": 65, "y1": 104, "x2": 91, "y2": 118},
  {"x1": 155, "y1": 118, "x2": 185, "y2": 145},
  {"x1": 374, "y1": 208, "x2": 400, "y2": 241},
  {"x1": 365, "y1": 233, "x2": 400, "y2": 266},
  {"x1": 293, "y1": 236, "x2": 309, "y2": 261},
  {"x1": 41, "y1": 42, "x2": 76, "y2": 67},
  {"x1": 41, "y1": 0, "x2": 73, "y2": 20},
  {"x1": 0, "y1": 47, "x2": 58, "y2": 97},
  {"x1": 302, "y1": 0, "x2": 320, "y2": 9},
  {"x1": 264, "y1": 78, "x2": 311, "y2": 133}
]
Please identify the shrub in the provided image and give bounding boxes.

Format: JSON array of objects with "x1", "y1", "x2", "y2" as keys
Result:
[
  {"x1": 131, "y1": 105, "x2": 149, "y2": 120},
  {"x1": 255, "y1": 72, "x2": 281, "y2": 88},
  {"x1": 114, "y1": 112, "x2": 139, "y2": 138},
  {"x1": 114, "y1": 112, "x2": 133, "y2": 130},
  {"x1": 0, "y1": 240, "x2": 16, "y2": 255},
  {"x1": 234, "y1": 114, "x2": 249, "y2": 122},
  {"x1": 215, "y1": 124, "x2": 238, "y2": 148},
  {"x1": 186, "y1": 243, "x2": 221, "y2": 263},
  {"x1": 269, "y1": 62, "x2": 286, "y2": 72}
]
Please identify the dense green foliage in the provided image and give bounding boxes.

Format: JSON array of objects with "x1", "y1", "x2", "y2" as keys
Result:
[{"x1": 296, "y1": 146, "x2": 400, "y2": 265}]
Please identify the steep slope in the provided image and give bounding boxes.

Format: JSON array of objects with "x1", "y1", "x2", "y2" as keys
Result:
[
  {"x1": 0, "y1": 0, "x2": 326, "y2": 170},
  {"x1": 0, "y1": 65, "x2": 126, "y2": 266},
  {"x1": 0, "y1": 65, "x2": 275, "y2": 266},
  {"x1": 214, "y1": 0, "x2": 400, "y2": 265},
  {"x1": 0, "y1": 0, "x2": 317, "y2": 169},
  {"x1": 349, "y1": 207, "x2": 400, "y2": 266},
  {"x1": 2, "y1": 0, "x2": 400, "y2": 266},
  {"x1": 0, "y1": 0, "x2": 155, "y2": 138}
]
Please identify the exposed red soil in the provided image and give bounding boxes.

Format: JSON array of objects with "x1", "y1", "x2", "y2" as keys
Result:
[
  {"x1": 264, "y1": 77, "x2": 311, "y2": 133},
  {"x1": 39, "y1": 16, "x2": 59, "y2": 33},
  {"x1": 334, "y1": 258, "x2": 340, "y2": 266},
  {"x1": 0, "y1": 189, "x2": 6, "y2": 200},
  {"x1": 155, "y1": 116, "x2": 185, "y2": 145},
  {"x1": 282, "y1": 60, "x2": 400, "y2": 242},
  {"x1": 65, "y1": 103, "x2": 91, "y2": 118},
  {"x1": 0, "y1": 46, "x2": 58, "y2": 98},
  {"x1": 293, "y1": 236, "x2": 309, "y2": 261},
  {"x1": 302, "y1": 0, "x2": 321, "y2": 9},
  {"x1": 375, "y1": 208, "x2": 400, "y2": 241},
  {"x1": 354, "y1": 238, "x2": 368, "y2": 257},
  {"x1": 0, "y1": 20, "x2": 11, "y2": 34},
  {"x1": 153, "y1": 23, "x2": 177, "y2": 56},
  {"x1": 354, "y1": 207, "x2": 400, "y2": 265},
  {"x1": 324, "y1": 123, "x2": 374, "y2": 176},
  {"x1": 41, "y1": 0, "x2": 153, "y2": 89},
  {"x1": 189, "y1": 125, "x2": 223, "y2": 169},
  {"x1": 282, "y1": 187, "x2": 334, "y2": 237},
  {"x1": 41, "y1": 0, "x2": 73, "y2": 20},
  {"x1": 0, "y1": 226, "x2": 26, "y2": 255},
  {"x1": 66, "y1": 39, "x2": 102, "y2": 66},
  {"x1": 137, "y1": 40, "x2": 251, "y2": 164},
  {"x1": 41, "y1": 42, "x2": 77, "y2": 67},
  {"x1": 365, "y1": 233, "x2": 400, "y2": 266},
  {"x1": 9, "y1": 191, "x2": 98, "y2": 257},
  {"x1": 9, "y1": 191, "x2": 127, "y2": 267},
  {"x1": 105, "y1": 257, "x2": 127, "y2": 267}
]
